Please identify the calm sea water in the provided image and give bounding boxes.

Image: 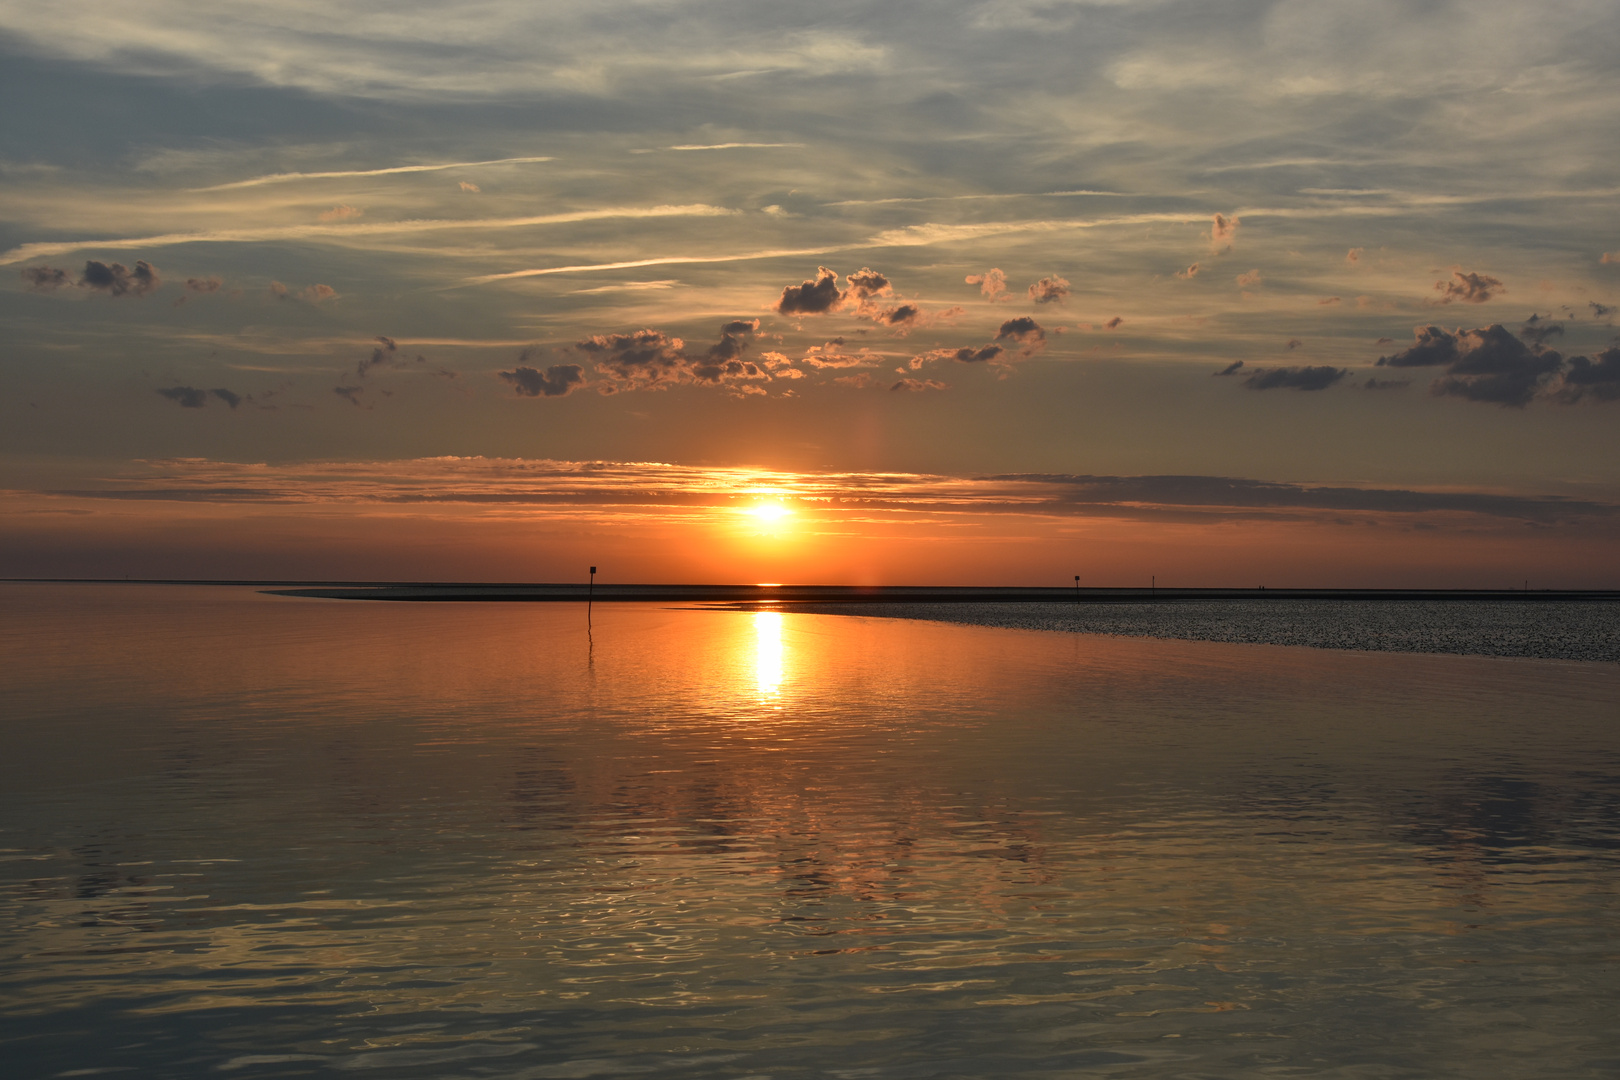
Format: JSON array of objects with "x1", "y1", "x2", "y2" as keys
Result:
[{"x1": 2, "y1": 584, "x2": 1618, "y2": 1079}]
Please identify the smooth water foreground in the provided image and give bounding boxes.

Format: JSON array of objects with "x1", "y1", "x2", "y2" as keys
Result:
[{"x1": 1, "y1": 585, "x2": 1618, "y2": 1079}]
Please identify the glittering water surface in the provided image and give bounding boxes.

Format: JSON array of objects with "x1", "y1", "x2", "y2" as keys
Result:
[{"x1": 1, "y1": 585, "x2": 1618, "y2": 1079}]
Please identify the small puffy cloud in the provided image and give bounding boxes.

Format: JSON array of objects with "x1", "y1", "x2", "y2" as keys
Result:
[
  {"x1": 271, "y1": 281, "x2": 337, "y2": 304},
  {"x1": 210, "y1": 387, "x2": 242, "y2": 409},
  {"x1": 185, "y1": 276, "x2": 223, "y2": 294},
  {"x1": 910, "y1": 344, "x2": 1006, "y2": 369},
  {"x1": 1235, "y1": 269, "x2": 1262, "y2": 288},
  {"x1": 1318, "y1": 296, "x2": 1341, "y2": 305},
  {"x1": 1104, "y1": 316, "x2": 1124, "y2": 329},
  {"x1": 834, "y1": 372, "x2": 878, "y2": 388},
  {"x1": 1592, "y1": 301, "x2": 1615, "y2": 319},
  {"x1": 334, "y1": 385, "x2": 365, "y2": 406},
  {"x1": 500, "y1": 363, "x2": 585, "y2": 398},
  {"x1": 965, "y1": 268, "x2": 1008, "y2": 300},
  {"x1": 1209, "y1": 213, "x2": 1239, "y2": 253},
  {"x1": 1213, "y1": 360, "x2": 1244, "y2": 376},
  {"x1": 1286, "y1": 338, "x2": 1303, "y2": 350},
  {"x1": 873, "y1": 303, "x2": 921, "y2": 331},
  {"x1": 1602, "y1": 252, "x2": 1618, "y2": 264},
  {"x1": 1177, "y1": 263, "x2": 1200, "y2": 278},
  {"x1": 1027, "y1": 275, "x2": 1070, "y2": 304},
  {"x1": 459, "y1": 181, "x2": 481, "y2": 193},
  {"x1": 156, "y1": 386, "x2": 207, "y2": 408},
  {"x1": 1346, "y1": 248, "x2": 1363, "y2": 264},
  {"x1": 1553, "y1": 347, "x2": 1620, "y2": 403},
  {"x1": 775, "y1": 266, "x2": 845, "y2": 315},
  {"x1": 81, "y1": 259, "x2": 160, "y2": 297},
  {"x1": 1242, "y1": 365, "x2": 1348, "y2": 391},
  {"x1": 1364, "y1": 377, "x2": 1409, "y2": 390},
  {"x1": 318, "y1": 204, "x2": 363, "y2": 222},
  {"x1": 891, "y1": 378, "x2": 946, "y2": 392},
  {"x1": 1432, "y1": 270, "x2": 1503, "y2": 305},
  {"x1": 845, "y1": 267, "x2": 892, "y2": 304},
  {"x1": 20, "y1": 265, "x2": 69, "y2": 291},
  {"x1": 997, "y1": 316, "x2": 1046, "y2": 356}
]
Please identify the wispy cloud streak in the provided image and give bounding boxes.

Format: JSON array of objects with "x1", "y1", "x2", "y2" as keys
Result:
[
  {"x1": 0, "y1": 205, "x2": 733, "y2": 264},
  {"x1": 194, "y1": 155, "x2": 555, "y2": 191}
]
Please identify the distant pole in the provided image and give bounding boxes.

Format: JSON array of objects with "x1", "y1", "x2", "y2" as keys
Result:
[
  {"x1": 1151, "y1": 574, "x2": 1155, "y2": 598},
  {"x1": 589, "y1": 566, "x2": 596, "y2": 607},
  {"x1": 1074, "y1": 574, "x2": 1080, "y2": 603}
]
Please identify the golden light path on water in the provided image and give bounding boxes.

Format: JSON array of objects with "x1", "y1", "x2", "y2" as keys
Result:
[{"x1": 754, "y1": 608, "x2": 785, "y2": 700}]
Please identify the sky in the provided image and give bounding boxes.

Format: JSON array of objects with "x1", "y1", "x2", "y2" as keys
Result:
[{"x1": 3, "y1": 0, "x2": 1619, "y2": 586}]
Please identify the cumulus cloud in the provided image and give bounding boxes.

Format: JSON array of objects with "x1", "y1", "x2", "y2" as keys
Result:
[
  {"x1": 891, "y1": 378, "x2": 947, "y2": 392},
  {"x1": 1104, "y1": 316, "x2": 1124, "y2": 329},
  {"x1": 1319, "y1": 296, "x2": 1341, "y2": 305},
  {"x1": 1432, "y1": 270, "x2": 1503, "y2": 305},
  {"x1": 155, "y1": 386, "x2": 207, "y2": 408},
  {"x1": 801, "y1": 339, "x2": 875, "y2": 369},
  {"x1": 775, "y1": 266, "x2": 845, "y2": 315},
  {"x1": 965, "y1": 268, "x2": 1008, "y2": 300},
  {"x1": 1177, "y1": 263, "x2": 1200, "y2": 278},
  {"x1": 1027, "y1": 275, "x2": 1070, "y2": 304},
  {"x1": 1552, "y1": 347, "x2": 1620, "y2": 403},
  {"x1": 185, "y1": 276, "x2": 223, "y2": 294},
  {"x1": 1379, "y1": 324, "x2": 1563, "y2": 407},
  {"x1": 500, "y1": 362, "x2": 584, "y2": 398},
  {"x1": 576, "y1": 321, "x2": 773, "y2": 390},
  {"x1": 909, "y1": 344, "x2": 1006, "y2": 369},
  {"x1": 1592, "y1": 302, "x2": 1615, "y2": 319},
  {"x1": 318, "y1": 204, "x2": 363, "y2": 222},
  {"x1": 1603, "y1": 252, "x2": 1618, "y2": 264},
  {"x1": 1213, "y1": 360, "x2": 1244, "y2": 376},
  {"x1": 459, "y1": 181, "x2": 481, "y2": 193},
  {"x1": 834, "y1": 372, "x2": 878, "y2": 389},
  {"x1": 20, "y1": 265, "x2": 69, "y2": 291},
  {"x1": 80, "y1": 259, "x2": 161, "y2": 297},
  {"x1": 1209, "y1": 213, "x2": 1239, "y2": 253},
  {"x1": 1242, "y1": 366, "x2": 1348, "y2": 391},
  {"x1": 1286, "y1": 338, "x2": 1303, "y2": 350},
  {"x1": 845, "y1": 267, "x2": 892, "y2": 306},
  {"x1": 210, "y1": 387, "x2": 242, "y2": 408},
  {"x1": 873, "y1": 303, "x2": 921, "y2": 329},
  {"x1": 1364, "y1": 377, "x2": 1409, "y2": 390},
  {"x1": 997, "y1": 316, "x2": 1046, "y2": 356},
  {"x1": 1346, "y1": 248, "x2": 1363, "y2": 264},
  {"x1": 692, "y1": 319, "x2": 769, "y2": 383},
  {"x1": 334, "y1": 385, "x2": 365, "y2": 406},
  {"x1": 1235, "y1": 269, "x2": 1262, "y2": 288}
]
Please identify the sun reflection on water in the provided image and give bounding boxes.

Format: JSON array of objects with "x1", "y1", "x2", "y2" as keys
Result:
[{"x1": 753, "y1": 609, "x2": 785, "y2": 700}]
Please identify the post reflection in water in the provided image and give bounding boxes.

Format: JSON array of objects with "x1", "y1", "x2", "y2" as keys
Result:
[{"x1": 1, "y1": 584, "x2": 1618, "y2": 1080}]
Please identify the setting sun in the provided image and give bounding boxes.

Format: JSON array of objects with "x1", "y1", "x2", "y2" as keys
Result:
[{"x1": 745, "y1": 500, "x2": 793, "y2": 525}]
